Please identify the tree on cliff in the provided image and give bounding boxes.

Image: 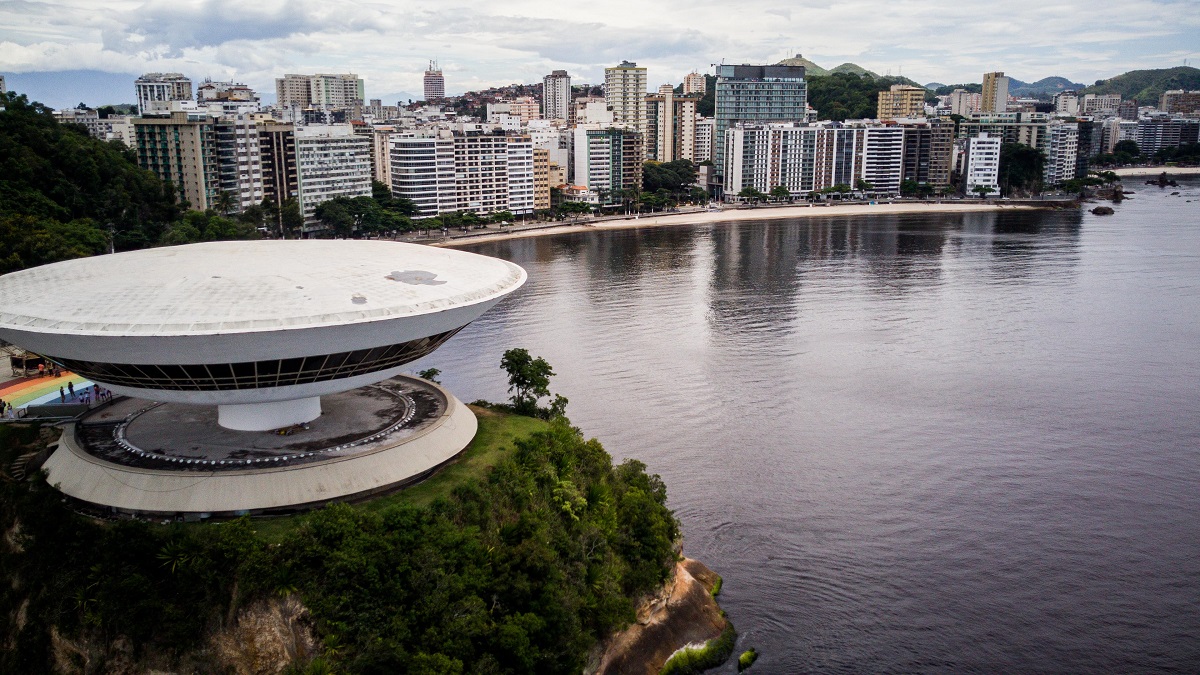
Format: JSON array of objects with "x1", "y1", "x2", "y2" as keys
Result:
[{"x1": 501, "y1": 347, "x2": 568, "y2": 418}]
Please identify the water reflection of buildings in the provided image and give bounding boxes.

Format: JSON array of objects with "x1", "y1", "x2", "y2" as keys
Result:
[{"x1": 949, "y1": 210, "x2": 1083, "y2": 282}]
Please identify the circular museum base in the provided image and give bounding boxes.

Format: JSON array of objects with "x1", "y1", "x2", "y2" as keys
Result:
[{"x1": 42, "y1": 376, "x2": 477, "y2": 518}]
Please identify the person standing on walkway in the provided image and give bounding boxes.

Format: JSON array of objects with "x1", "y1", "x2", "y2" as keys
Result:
[
  {"x1": 60, "y1": 386, "x2": 66, "y2": 403},
  {"x1": 68, "y1": 381, "x2": 75, "y2": 400}
]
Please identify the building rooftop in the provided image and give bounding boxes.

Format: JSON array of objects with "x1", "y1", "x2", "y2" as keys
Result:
[{"x1": 0, "y1": 240, "x2": 525, "y2": 337}]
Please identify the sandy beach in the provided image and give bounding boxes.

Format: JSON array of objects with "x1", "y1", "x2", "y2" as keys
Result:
[
  {"x1": 437, "y1": 201, "x2": 1047, "y2": 248},
  {"x1": 1114, "y1": 166, "x2": 1200, "y2": 177}
]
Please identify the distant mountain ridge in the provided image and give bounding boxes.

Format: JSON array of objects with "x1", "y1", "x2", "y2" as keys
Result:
[
  {"x1": 1081, "y1": 66, "x2": 1200, "y2": 104},
  {"x1": 774, "y1": 55, "x2": 878, "y2": 79}
]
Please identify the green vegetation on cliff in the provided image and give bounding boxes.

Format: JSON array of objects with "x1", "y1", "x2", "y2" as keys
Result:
[
  {"x1": 0, "y1": 409, "x2": 680, "y2": 673},
  {"x1": 1081, "y1": 66, "x2": 1200, "y2": 105}
]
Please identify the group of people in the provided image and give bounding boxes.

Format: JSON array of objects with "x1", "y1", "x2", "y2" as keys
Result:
[
  {"x1": 59, "y1": 382, "x2": 113, "y2": 406},
  {"x1": 35, "y1": 362, "x2": 63, "y2": 378},
  {"x1": 0, "y1": 398, "x2": 15, "y2": 419}
]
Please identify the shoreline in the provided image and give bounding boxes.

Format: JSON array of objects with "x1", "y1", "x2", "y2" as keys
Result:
[
  {"x1": 437, "y1": 201, "x2": 1051, "y2": 248},
  {"x1": 1113, "y1": 166, "x2": 1200, "y2": 177}
]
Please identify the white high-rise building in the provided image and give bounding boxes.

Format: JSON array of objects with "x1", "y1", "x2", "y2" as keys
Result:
[
  {"x1": 1053, "y1": 91, "x2": 1080, "y2": 116},
  {"x1": 1044, "y1": 122, "x2": 1079, "y2": 186},
  {"x1": 604, "y1": 61, "x2": 648, "y2": 136},
  {"x1": 694, "y1": 116, "x2": 715, "y2": 163},
  {"x1": 507, "y1": 136, "x2": 535, "y2": 215},
  {"x1": 388, "y1": 129, "x2": 535, "y2": 218},
  {"x1": 542, "y1": 70, "x2": 571, "y2": 121},
  {"x1": 949, "y1": 89, "x2": 981, "y2": 116},
  {"x1": 293, "y1": 125, "x2": 372, "y2": 227},
  {"x1": 861, "y1": 126, "x2": 906, "y2": 195},
  {"x1": 214, "y1": 115, "x2": 265, "y2": 212},
  {"x1": 389, "y1": 133, "x2": 457, "y2": 217},
  {"x1": 135, "y1": 73, "x2": 193, "y2": 115},
  {"x1": 962, "y1": 132, "x2": 1001, "y2": 193},
  {"x1": 723, "y1": 120, "x2": 943, "y2": 198}
]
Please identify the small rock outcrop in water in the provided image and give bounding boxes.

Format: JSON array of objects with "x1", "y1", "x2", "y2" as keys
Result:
[
  {"x1": 1146, "y1": 172, "x2": 1178, "y2": 188},
  {"x1": 589, "y1": 558, "x2": 727, "y2": 674},
  {"x1": 1092, "y1": 206, "x2": 1115, "y2": 215}
]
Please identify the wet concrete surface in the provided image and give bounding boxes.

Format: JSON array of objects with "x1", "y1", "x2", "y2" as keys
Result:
[{"x1": 74, "y1": 377, "x2": 446, "y2": 471}]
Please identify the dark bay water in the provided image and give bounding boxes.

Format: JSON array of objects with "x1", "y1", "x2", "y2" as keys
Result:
[{"x1": 410, "y1": 181, "x2": 1200, "y2": 673}]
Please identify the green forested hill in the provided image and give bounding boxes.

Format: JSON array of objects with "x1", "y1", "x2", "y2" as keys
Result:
[
  {"x1": 0, "y1": 412, "x2": 680, "y2": 673},
  {"x1": 807, "y1": 72, "x2": 931, "y2": 121},
  {"x1": 0, "y1": 93, "x2": 181, "y2": 271},
  {"x1": 1081, "y1": 66, "x2": 1200, "y2": 104}
]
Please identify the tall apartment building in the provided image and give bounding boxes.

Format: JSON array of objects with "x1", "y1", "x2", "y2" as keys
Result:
[
  {"x1": 1053, "y1": 91, "x2": 1080, "y2": 116},
  {"x1": 958, "y1": 112, "x2": 1080, "y2": 183},
  {"x1": 645, "y1": 85, "x2": 701, "y2": 162},
  {"x1": 1100, "y1": 117, "x2": 1140, "y2": 153},
  {"x1": 683, "y1": 72, "x2": 706, "y2": 95},
  {"x1": 959, "y1": 112, "x2": 1052, "y2": 149},
  {"x1": 258, "y1": 123, "x2": 299, "y2": 213},
  {"x1": 214, "y1": 115, "x2": 265, "y2": 212},
  {"x1": 424, "y1": 61, "x2": 445, "y2": 100},
  {"x1": 724, "y1": 120, "x2": 930, "y2": 197},
  {"x1": 135, "y1": 73, "x2": 194, "y2": 115},
  {"x1": 694, "y1": 116, "x2": 715, "y2": 163},
  {"x1": 1160, "y1": 90, "x2": 1200, "y2": 114},
  {"x1": 388, "y1": 129, "x2": 536, "y2": 217},
  {"x1": 275, "y1": 73, "x2": 365, "y2": 109},
  {"x1": 896, "y1": 118, "x2": 955, "y2": 187},
  {"x1": 604, "y1": 61, "x2": 648, "y2": 136},
  {"x1": 572, "y1": 127, "x2": 644, "y2": 204},
  {"x1": 390, "y1": 133, "x2": 457, "y2": 217},
  {"x1": 533, "y1": 148, "x2": 551, "y2": 210},
  {"x1": 948, "y1": 89, "x2": 981, "y2": 116},
  {"x1": 1044, "y1": 122, "x2": 1080, "y2": 186},
  {"x1": 960, "y1": 133, "x2": 1001, "y2": 193},
  {"x1": 132, "y1": 111, "x2": 218, "y2": 210},
  {"x1": 293, "y1": 125, "x2": 372, "y2": 228},
  {"x1": 714, "y1": 64, "x2": 808, "y2": 194},
  {"x1": 981, "y1": 72, "x2": 1010, "y2": 113},
  {"x1": 507, "y1": 136, "x2": 535, "y2": 215},
  {"x1": 543, "y1": 70, "x2": 572, "y2": 121},
  {"x1": 877, "y1": 84, "x2": 926, "y2": 120},
  {"x1": 859, "y1": 126, "x2": 906, "y2": 194},
  {"x1": 370, "y1": 126, "x2": 396, "y2": 185},
  {"x1": 1136, "y1": 118, "x2": 1200, "y2": 155},
  {"x1": 1081, "y1": 93, "x2": 1121, "y2": 115}
]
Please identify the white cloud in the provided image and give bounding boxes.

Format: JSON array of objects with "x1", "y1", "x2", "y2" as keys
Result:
[{"x1": 0, "y1": 0, "x2": 1196, "y2": 98}]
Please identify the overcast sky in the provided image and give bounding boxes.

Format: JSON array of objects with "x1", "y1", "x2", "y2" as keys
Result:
[{"x1": 2, "y1": 0, "x2": 1198, "y2": 102}]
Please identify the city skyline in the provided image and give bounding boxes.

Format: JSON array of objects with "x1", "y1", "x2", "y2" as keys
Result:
[{"x1": 2, "y1": 0, "x2": 1198, "y2": 109}]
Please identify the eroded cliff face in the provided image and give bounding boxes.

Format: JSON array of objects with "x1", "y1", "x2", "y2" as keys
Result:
[
  {"x1": 36, "y1": 594, "x2": 316, "y2": 675},
  {"x1": 590, "y1": 558, "x2": 727, "y2": 675}
]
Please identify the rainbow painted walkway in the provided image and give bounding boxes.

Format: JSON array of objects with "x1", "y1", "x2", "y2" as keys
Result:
[{"x1": 0, "y1": 373, "x2": 93, "y2": 410}]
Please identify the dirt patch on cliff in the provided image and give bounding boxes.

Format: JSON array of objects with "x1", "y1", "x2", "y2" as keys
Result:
[{"x1": 591, "y1": 558, "x2": 727, "y2": 675}]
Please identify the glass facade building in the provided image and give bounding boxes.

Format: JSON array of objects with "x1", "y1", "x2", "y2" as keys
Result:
[{"x1": 714, "y1": 64, "x2": 808, "y2": 196}]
